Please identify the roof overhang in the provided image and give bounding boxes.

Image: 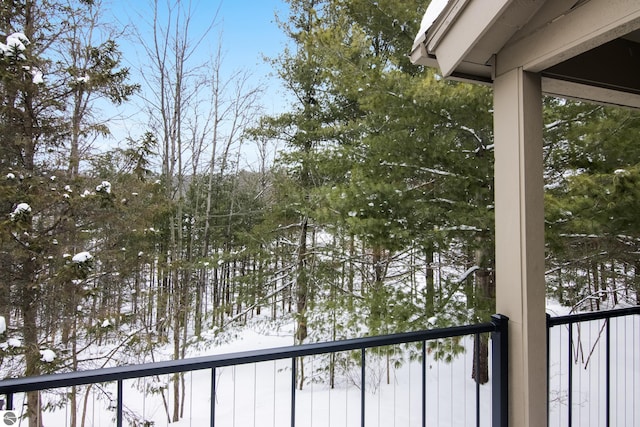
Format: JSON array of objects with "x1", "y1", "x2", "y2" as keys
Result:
[{"x1": 411, "y1": 0, "x2": 640, "y2": 109}]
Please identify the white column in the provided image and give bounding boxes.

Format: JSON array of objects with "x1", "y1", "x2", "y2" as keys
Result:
[{"x1": 493, "y1": 67, "x2": 547, "y2": 427}]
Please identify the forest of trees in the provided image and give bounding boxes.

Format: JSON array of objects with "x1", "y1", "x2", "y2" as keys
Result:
[{"x1": 1, "y1": 0, "x2": 640, "y2": 426}]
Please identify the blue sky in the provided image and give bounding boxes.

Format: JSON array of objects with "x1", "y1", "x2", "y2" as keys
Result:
[
  {"x1": 217, "y1": 0, "x2": 289, "y2": 70},
  {"x1": 106, "y1": 0, "x2": 289, "y2": 86},
  {"x1": 215, "y1": 0, "x2": 291, "y2": 114},
  {"x1": 99, "y1": 0, "x2": 291, "y2": 157}
]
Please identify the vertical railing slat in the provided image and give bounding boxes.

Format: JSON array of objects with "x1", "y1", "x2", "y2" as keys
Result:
[
  {"x1": 361, "y1": 348, "x2": 366, "y2": 427},
  {"x1": 211, "y1": 368, "x2": 216, "y2": 427},
  {"x1": 605, "y1": 319, "x2": 611, "y2": 427},
  {"x1": 568, "y1": 323, "x2": 573, "y2": 427},
  {"x1": 422, "y1": 341, "x2": 426, "y2": 427},
  {"x1": 291, "y1": 357, "x2": 296, "y2": 427},
  {"x1": 475, "y1": 332, "x2": 481, "y2": 427}
]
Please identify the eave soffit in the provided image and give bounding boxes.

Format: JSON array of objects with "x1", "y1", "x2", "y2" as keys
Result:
[{"x1": 410, "y1": 0, "x2": 640, "y2": 109}]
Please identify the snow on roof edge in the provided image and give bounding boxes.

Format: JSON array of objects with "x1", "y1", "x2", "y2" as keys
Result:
[{"x1": 413, "y1": 0, "x2": 450, "y2": 45}]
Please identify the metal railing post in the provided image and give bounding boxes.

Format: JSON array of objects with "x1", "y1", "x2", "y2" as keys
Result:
[
  {"x1": 605, "y1": 319, "x2": 611, "y2": 427},
  {"x1": 421, "y1": 341, "x2": 426, "y2": 427},
  {"x1": 117, "y1": 379, "x2": 123, "y2": 427},
  {"x1": 491, "y1": 314, "x2": 509, "y2": 427},
  {"x1": 361, "y1": 348, "x2": 366, "y2": 427},
  {"x1": 546, "y1": 313, "x2": 551, "y2": 427},
  {"x1": 291, "y1": 357, "x2": 296, "y2": 427},
  {"x1": 568, "y1": 323, "x2": 573, "y2": 427},
  {"x1": 475, "y1": 332, "x2": 481, "y2": 427}
]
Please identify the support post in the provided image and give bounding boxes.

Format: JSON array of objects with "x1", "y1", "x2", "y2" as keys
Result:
[{"x1": 493, "y1": 67, "x2": 547, "y2": 427}]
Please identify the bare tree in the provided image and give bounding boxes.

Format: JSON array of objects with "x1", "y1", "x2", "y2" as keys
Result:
[{"x1": 135, "y1": 0, "x2": 218, "y2": 421}]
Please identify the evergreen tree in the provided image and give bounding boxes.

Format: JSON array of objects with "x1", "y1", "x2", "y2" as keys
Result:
[
  {"x1": 253, "y1": 0, "x2": 339, "y2": 355},
  {"x1": 253, "y1": 0, "x2": 497, "y2": 386},
  {"x1": 544, "y1": 101, "x2": 640, "y2": 308},
  {"x1": 0, "y1": 2, "x2": 137, "y2": 425}
]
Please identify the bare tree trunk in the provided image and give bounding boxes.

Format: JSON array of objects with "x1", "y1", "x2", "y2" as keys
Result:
[
  {"x1": 369, "y1": 245, "x2": 388, "y2": 335},
  {"x1": 22, "y1": 259, "x2": 42, "y2": 427},
  {"x1": 156, "y1": 256, "x2": 169, "y2": 340},
  {"x1": 471, "y1": 240, "x2": 494, "y2": 385},
  {"x1": 295, "y1": 217, "x2": 310, "y2": 345},
  {"x1": 70, "y1": 317, "x2": 78, "y2": 427},
  {"x1": 472, "y1": 333, "x2": 489, "y2": 384},
  {"x1": 425, "y1": 247, "x2": 435, "y2": 318},
  {"x1": 592, "y1": 262, "x2": 600, "y2": 310}
]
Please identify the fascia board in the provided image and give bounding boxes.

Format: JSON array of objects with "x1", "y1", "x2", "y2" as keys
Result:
[
  {"x1": 425, "y1": 0, "x2": 470, "y2": 52},
  {"x1": 411, "y1": 0, "x2": 467, "y2": 67},
  {"x1": 413, "y1": 0, "x2": 450, "y2": 47},
  {"x1": 410, "y1": 42, "x2": 439, "y2": 67},
  {"x1": 428, "y1": 0, "x2": 513, "y2": 77}
]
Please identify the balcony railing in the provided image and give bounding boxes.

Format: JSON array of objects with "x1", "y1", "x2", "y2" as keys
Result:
[
  {"x1": 547, "y1": 305, "x2": 640, "y2": 427},
  {"x1": 1, "y1": 306, "x2": 637, "y2": 427},
  {"x1": 0, "y1": 315, "x2": 509, "y2": 427}
]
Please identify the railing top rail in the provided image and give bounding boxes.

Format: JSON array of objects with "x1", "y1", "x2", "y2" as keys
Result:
[
  {"x1": 547, "y1": 305, "x2": 640, "y2": 327},
  {"x1": 0, "y1": 320, "x2": 498, "y2": 395}
]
